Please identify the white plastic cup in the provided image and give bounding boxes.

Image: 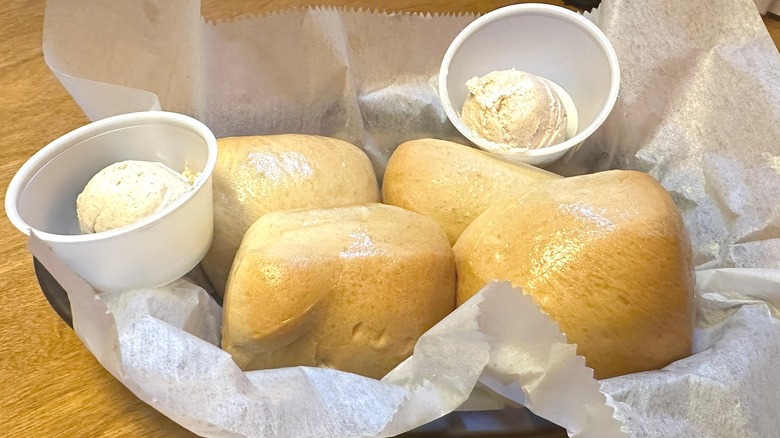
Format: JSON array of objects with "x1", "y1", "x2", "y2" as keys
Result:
[
  {"x1": 439, "y1": 4, "x2": 620, "y2": 167},
  {"x1": 5, "y1": 111, "x2": 218, "y2": 292}
]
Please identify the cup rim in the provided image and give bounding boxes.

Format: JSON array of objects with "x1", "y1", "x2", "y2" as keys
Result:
[
  {"x1": 438, "y1": 3, "x2": 620, "y2": 159},
  {"x1": 5, "y1": 111, "x2": 218, "y2": 244}
]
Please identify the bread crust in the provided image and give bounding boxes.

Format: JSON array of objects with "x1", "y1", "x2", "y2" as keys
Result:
[
  {"x1": 222, "y1": 203, "x2": 456, "y2": 379},
  {"x1": 454, "y1": 170, "x2": 695, "y2": 379},
  {"x1": 203, "y1": 134, "x2": 380, "y2": 296},
  {"x1": 382, "y1": 138, "x2": 560, "y2": 245}
]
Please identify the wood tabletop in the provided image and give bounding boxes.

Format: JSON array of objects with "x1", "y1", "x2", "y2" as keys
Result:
[{"x1": 1, "y1": 1, "x2": 778, "y2": 436}]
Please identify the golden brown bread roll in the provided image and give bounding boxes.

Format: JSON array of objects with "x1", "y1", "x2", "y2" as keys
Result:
[
  {"x1": 221, "y1": 203, "x2": 456, "y2": 379},
  {"x1": 202, "y1": 135, "x2": 380, "y2": 296},
  {"x1": 453, "y1": 170, "x2": 695, "y2": 379},
  {"x1": 382, "y1": 138, "x2": 561, "y2": 245}
]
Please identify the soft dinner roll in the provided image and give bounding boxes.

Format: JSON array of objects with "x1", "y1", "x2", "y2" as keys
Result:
[
  {"x1": 454, "y1": 170, "x2": 694, "y2": 379},
  {"x1": 202, "y1": 135, "x2": 380, "y2": 296},
  {"x1": 382, "y1": 138, "x2": 560, "y2": 245},
  {"x1": 222, "y1": 203, "x2": 456, "y2": 379}
]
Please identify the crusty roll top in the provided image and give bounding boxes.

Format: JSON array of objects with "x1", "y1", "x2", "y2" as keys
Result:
[{"x1": 222, "y1": 203, "x2": 456, "y2": 379}]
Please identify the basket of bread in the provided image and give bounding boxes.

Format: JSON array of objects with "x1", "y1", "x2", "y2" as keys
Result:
[{"x1": 6, "y1": 0, "x2": 780, "y2": 436}]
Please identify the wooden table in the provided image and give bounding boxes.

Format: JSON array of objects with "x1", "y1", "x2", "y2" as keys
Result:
[{"x1": 1, "y1": 1, "x2": 778, "y2": 436}]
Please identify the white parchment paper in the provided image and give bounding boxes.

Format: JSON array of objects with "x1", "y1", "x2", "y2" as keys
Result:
[{"x1": 36, "y1": 0, "x2": 780, "y2": 436}]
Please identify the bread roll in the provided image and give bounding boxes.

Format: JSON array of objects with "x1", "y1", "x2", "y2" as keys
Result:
[
  {"x1": 202, "y1": 135, "x2": 380, "y2": 296},
  {"x1": 454, "y1": 170, "x2": 694, "y2": 379},
  {"x1": 382, "y1": 138, "x2": 560, "y2": 245},
  {"x1": 222, "y1": 203, "x2": 456, "y2": 379}
]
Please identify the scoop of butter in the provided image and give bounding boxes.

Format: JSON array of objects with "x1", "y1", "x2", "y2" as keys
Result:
[
  {"x1": 460, "y1": 69, "x2": 568, "y2": 150},
  {"x1": 77, "y1": 160, "x2": 192, "y2": 234}
]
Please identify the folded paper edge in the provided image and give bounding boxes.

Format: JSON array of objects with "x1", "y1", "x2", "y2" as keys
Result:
[
  {"x1": 43, "y1": 68, "x2": 162, "y2": 121},
  {"x1": 473, "y1": 281, "x2": 630, "y2": 438},
  {"x1": 202, "y1": 5, "x2": 478, "y2": 25}
]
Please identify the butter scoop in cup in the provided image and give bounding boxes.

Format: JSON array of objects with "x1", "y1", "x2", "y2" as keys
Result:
[
  {"x1": 460, "y1": 69, "x2": 569, "y2": 151},
  {"x1": 438, "y1": 4, "x2": 620, "y2": 167},
  {"x1": 77, "y1": 160, "x2": 194, "y2": 234},
  {"x1": 5, "y1": 111, "x2": 217, "y2": 292}
]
